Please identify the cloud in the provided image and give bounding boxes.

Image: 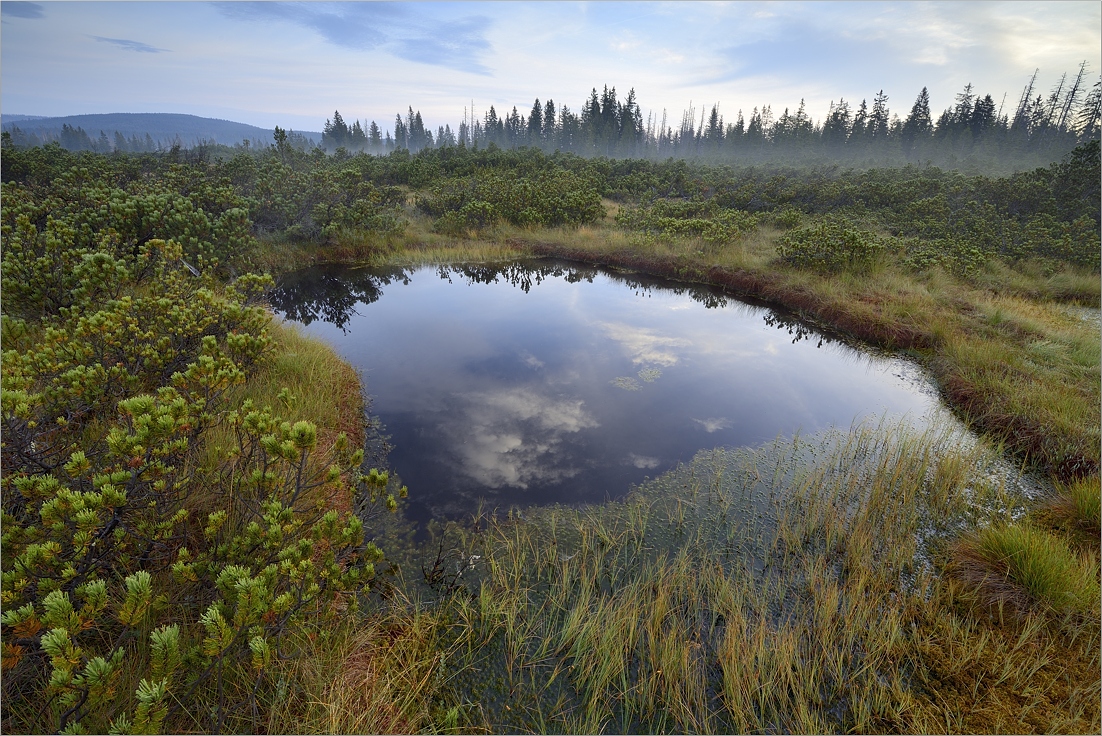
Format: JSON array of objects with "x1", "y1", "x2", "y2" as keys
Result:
[
  {"x1": 2, "y1": 2, "x2": 44, "y2": 19},
  {"x1": 628, "y1": 453, "x2": 660, "y2": 469},
  {"x1": 599, "y1": 322, "x2": 690, "y2": 367},
  {"x1": 91, "y1": 36, "x2": 169, "y2": 54},
  {"x1": 693, "y1": 417, "x2": 732, "y2": 433},
  {"x1": 216, "y1": 1, "x2": 493, "y2": 74},
  {"x1": 445, "y1": 388, "x2": 598, "y2": 489},
  {"x1": 520, "y1": 351, "x2": 544, "y2": 369}
]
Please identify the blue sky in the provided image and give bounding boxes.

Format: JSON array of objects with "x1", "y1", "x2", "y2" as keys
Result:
[{"x1": 2, "y1": 1, "x2": 1099, "y2": 133}]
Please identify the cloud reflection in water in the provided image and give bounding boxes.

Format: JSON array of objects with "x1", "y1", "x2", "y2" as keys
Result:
[
  {"x1": 445, "y1": 388, "x2": 598, "y2": 489},
  {"x1": 599, "y1": 322, "x2": 690, "y2": 367}
]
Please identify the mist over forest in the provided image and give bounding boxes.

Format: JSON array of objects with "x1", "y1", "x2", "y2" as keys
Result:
[{"x1": 5, "y1": 66, "x2": 1100, "y2": 173}]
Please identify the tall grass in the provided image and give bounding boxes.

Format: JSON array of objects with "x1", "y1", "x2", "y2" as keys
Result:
[
  {"x1": 263, "y1": 603, "x2": 454, "y2": 735},
  {"x1": 1046, "y1": 475, "x2": 1102, "y2": 541},
  {"x1": 392, "y1": 420, "x2": 1100, "y2": 733}
]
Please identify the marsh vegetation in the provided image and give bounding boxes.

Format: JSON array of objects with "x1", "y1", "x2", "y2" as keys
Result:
[{"x1": 1, "y1": 137, "x2": 1098, "y2": 733}]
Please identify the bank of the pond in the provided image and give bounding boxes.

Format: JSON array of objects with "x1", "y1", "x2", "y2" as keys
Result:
[
  {"x1": 252, "y1": 220, "x2": 1100, "y2": 484},
  {"x1": 244, "y1": 223, "x2": 1099, "y2": 734}
]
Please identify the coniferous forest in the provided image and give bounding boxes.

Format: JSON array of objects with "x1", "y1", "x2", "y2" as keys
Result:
[
  {"x1": 315, "y1": 71, "x2": 1102, "y2": 172},
  {"x1": 5, "y1": 69, "x2": 1101, "y2": 172}
]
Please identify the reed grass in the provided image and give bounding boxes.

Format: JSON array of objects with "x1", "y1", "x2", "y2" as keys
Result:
[
  {"x1": 262, "y1": 603, "x2": 455, "y2": 735},
  {"x1": 1046, "y1": 475, "x2": 1102, "y2": 538},
  {"x1": 388, "y1": 419, "x2": 1100, "y2": 733}
]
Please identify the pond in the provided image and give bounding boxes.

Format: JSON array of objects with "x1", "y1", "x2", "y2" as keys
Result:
[{"x1": 270, "y1": 259, "x2": 944, "y2": 525}]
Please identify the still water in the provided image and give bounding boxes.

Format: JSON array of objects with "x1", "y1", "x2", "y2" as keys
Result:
[{"x1": 270, "y1": 260, "x2": 942, "y2": 523}]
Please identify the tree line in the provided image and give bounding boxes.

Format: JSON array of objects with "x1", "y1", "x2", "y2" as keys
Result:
[
  {"x1": 318, "y1": 66, "x2": 1100, "y2": 169},
  {"x1": 2, "y1": 124, "x2": 310, "y2": 155}
]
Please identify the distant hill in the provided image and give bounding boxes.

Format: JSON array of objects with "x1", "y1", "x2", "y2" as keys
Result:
[
  {"x1": 1, "y1": 113, "x2": 322, "y2": 150},
  {"x1": 2, "y1": 114, "x2": 48, "y2": 123}
]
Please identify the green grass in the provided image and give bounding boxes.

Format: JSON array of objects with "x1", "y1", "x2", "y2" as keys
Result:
[
  {"x1": 955, "y1": 523, "x2": 1100, "y2": 617},
  {"x1": 1052, "y1": 476, "x2": 1102, "y2": 534}
]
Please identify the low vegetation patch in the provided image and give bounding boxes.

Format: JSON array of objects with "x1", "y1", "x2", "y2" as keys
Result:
[
  {"x1": 776, "y1": 216, "x2": 885, "y2": 273},
  {"x1": 953, "y1": 523, "x2": 1100, "y2": 617}
]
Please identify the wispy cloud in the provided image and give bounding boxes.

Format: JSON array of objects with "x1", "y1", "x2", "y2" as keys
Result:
[
  {"x1": 216, "y1": 1, "x2": 493, "y2": 74},
  {"x1": 627, "y1": 453, "x2": 659, "y2": 469},
  {"x1": 693, "y1": 417, "x2": 732, "y2": 433},
  {"x1": 2, "y1": 2, "x2": 44, "y2": 19},
  {"x1": 91, "y1": 36, "x2": 169, "y2": 53}
]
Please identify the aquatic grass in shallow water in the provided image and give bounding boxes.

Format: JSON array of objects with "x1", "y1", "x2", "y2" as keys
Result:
[{"x1": 401, "y1": 417, "x2": 1098, "y2": 733}]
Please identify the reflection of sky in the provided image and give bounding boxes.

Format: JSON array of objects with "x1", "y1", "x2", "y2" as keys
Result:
[{"x1": 292, "y1": 265, "x2": 941, "y2": 516}]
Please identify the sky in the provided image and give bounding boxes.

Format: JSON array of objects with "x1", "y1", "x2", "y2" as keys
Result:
[{"x1": 2, "y1": 1, "x2": 1099, "y2": 133}]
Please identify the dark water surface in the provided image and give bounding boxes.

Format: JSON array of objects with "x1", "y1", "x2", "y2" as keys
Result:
[{"x1": 271, "y1": 260, "x2": 942, "y2": 523}]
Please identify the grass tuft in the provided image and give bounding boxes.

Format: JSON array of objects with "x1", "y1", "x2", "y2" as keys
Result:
[{"x1": 954, "y1": 522, "x2": 1100, "y2": 617}]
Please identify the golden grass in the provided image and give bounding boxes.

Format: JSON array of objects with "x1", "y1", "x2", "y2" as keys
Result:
[
  {"x1": 952, "y1": 523, "x2": 1100, "y2": 617},
  {"x1": 262, "y1": 605, "x2": 454, "y2": 735},
  {"x1": 410, "y1": 421, "x2": 1100, "y2": 733}
]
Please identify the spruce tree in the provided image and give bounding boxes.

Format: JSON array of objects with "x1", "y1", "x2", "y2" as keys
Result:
[
  {"x1": 543, "y1": 99, "x2": 556, "y2": 144},
  {"x1": 350, "y1": 120, "x2": 366, "y2": 149},
  {"x1": 850, "y1": 99, "x2": 868, "y2": 141},
  {"x1": 393, "y1": 114, "x2": 408, "y2": 150},
  {"x1": 528, "y1": 99, "x2": 543, "y2": 145},
  {"x1": 970, "y1": 95, "x2": 997, "y2": 137},
  {"x1": 902, "y1": 87, "x2": 932, "y2": 151},
  {"x1": 869, "y1": 91, "x2": 890, "y2": 139},
  {"x1": 1077, "y1": 77, "x2": 1101, "y2": 141}
]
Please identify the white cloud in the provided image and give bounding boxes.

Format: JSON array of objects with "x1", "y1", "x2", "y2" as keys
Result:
[
  {"x1": 445, "y1": 388, "x2": 598, "y2": 489},
  {"x1": 599, "y1": 322, "x2": 690, "y2": 367},
  {"x1": 693, "y1": 417, "x2": 732, "y2": 433},
  {"x1": 628, "y1": 453, "x2": 660, "y2": 469}
]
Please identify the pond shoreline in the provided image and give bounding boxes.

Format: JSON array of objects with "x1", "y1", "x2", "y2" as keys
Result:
[{"x1": 257, "y1": 230, "x2": 1099, "y2": 482}]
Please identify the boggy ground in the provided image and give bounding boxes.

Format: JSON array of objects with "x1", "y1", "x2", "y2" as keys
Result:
[{"x1": 250, "y1": 209, "x2": 1100, "y2": 734}]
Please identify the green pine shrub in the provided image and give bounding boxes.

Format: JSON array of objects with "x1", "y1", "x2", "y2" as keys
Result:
[
  {"x1": 777, "y1": 217, "x2": 884, "y2": 273},
  {"x1": 615, "y1": 197, "x2": 759, "y2": 245},
  {"x1": 1, "y1": 163, "x2": 393, "y2": 733},
  {"x1": 419, "y1": 168, "x2": 604, "y2": 234}
]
